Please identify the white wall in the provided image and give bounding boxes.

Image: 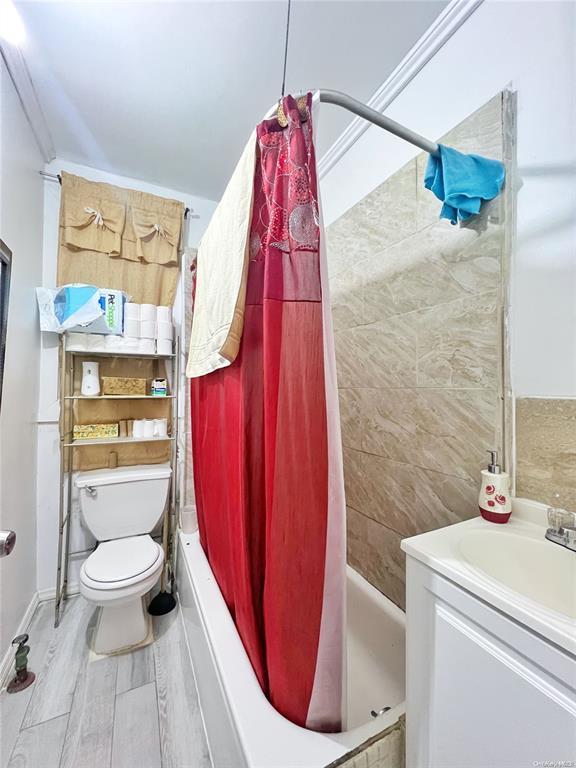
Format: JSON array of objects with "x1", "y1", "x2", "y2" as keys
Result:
[
  {"x1": 36, "y1": 158, "x2": 216, "y2": 594},
  {"x1": 319, "y1": 0, "x2": 576, "y2": 399},
  {"x1": 0, "y1": 60, "x2": 44, "y2": 651}
]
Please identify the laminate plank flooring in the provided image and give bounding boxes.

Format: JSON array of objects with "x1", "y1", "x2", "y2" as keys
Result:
[
  {"x1": 22, "y1": 598, "x2": 94, "y2": 729},
  {"x1": 153, "y1": 613, "x2": 211, "y2": 768},
  {"x1": 111, "y1": 682, "x2": 161, "y2": 768},
  {"x1": 60, "y1": 656, "x2": 117, "y2": 768},
  {"x1": 0, "y1": 598, "x2": 211, "y2": 768},
  {"x1": 116, "y1": 644, "x2": 155, "y2": 695},
  {"x1": 0, "y1": 602, "x2": 55, "y2": 768},
  {"x1": 7, "y1": 714, "x2": 68, "y2": 768}
]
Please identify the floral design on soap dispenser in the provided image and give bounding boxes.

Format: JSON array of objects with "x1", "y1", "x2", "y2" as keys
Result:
[{"x1": 479, "y1": 450, "x2": 512, "y2": 524}]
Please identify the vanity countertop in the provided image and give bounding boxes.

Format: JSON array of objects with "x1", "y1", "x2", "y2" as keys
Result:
[{"x1": 401, "y1": 498, "x2": 576, "y2": 656}]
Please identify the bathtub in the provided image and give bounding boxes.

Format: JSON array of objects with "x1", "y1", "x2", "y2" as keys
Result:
[{"x1": 177, "y1": 531, "x2": 405, "y2": 768}]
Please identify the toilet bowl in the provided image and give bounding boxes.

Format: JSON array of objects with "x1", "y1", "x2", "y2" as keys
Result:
[
  {"x1": 75, "y1": 463, "x2": 171, "y2": 654},
  {"x1": 80, "y1": 535, "x2": 164, "y2": 653}
]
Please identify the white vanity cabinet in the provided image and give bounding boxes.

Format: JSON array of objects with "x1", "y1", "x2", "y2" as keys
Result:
[{"x1": 405, "y1": 557, "x2": 576, "y2": 768}]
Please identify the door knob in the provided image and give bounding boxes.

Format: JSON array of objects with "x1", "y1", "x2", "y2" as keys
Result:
[{"x1": 0, "y1": 530, "x2": 16, "y2": 557}]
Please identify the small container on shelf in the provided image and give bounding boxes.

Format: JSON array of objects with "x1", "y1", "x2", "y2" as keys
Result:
[
  {"x1": 101, "y1": 376, "x2": 147, "y2": 396},
  {"x1": 81, "y1": 361, "x2": 100, "y2": 396},
  {"x1": 73, "y1": 423, "x2": 119, "y2": 441},
  {"x1": 151, "y1": 378, "x2": 168, "y2": 397}
]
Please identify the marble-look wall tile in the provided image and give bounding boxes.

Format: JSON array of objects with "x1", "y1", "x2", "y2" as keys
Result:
[
  {"x1": 361, "y1": 388, "x2": 499, "y2": 481},
  {"x1": 343, "y1": 448, "x2": 478, "y2": 538},
  {"x1": 362, "y1": 221, "x2": 502, "y2": 324},
  {"x1": 343, "y1": 448, "x2": 417, "y2": 537},
  {"x1": 335, "y1": 316, "x2": 417, "y2": 389},
  {"x1": 326, "y1": 161, "x2": 417, "y2": 280},
  {"x1": 347, "y1": 507, "x2": 406, "y2": 610},
  {"x1": 339, "y1": 390, "x2": 365, "y2": 451},
  {"x1": 330, "y1": 262, "x2": 365, "y2": 331},
  {"x1": 329, "y1": 95, "x2": 507, "y2": 609},
  {"x1": 516, "y1": 398, "x2": 576, "y2": 510},
  {"x1": 415, "y1": 291, "x2": 499, "y2": 388},
  {"x1": 438, "y1": 93, "x2": 504, "y2": 160}
]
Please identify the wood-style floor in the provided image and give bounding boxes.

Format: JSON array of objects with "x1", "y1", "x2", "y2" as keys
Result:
[{"x1": 0, "y1": 597, "x2": 212, "y2": 768}]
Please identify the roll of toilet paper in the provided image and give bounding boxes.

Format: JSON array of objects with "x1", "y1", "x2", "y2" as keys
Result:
[
  {"x1": 124, "y1": 303, "x2": 141, "y2": 320},
  {"x1": 142, "y1": 419, "x2": 155, "y2": 438},
  {"x1": 140, "y1": 304, "x2": 157, "y2": 322},
  {"x1": 156, "y1": 306, "x2": 172, "y2": 324},
  {"x1": 124, "y1": 318, "x2": 140, "y2": 338},
  {"x1": 156, "y1": 321, "x2": 173, "y2": 341},
  {"x1": 86, "y1": 334, "x2": 106, "y2": 352},
  {"x1": 140, "y1": 320, "x2": 156, "y2": 339},
  {"x1": 153, "y1": 418, "x2": 168, "y2": 438},
  {"x1": 66, "y1": 332, "x2": 89, "y2": 351},
  {"x1": 138, "y1": 338, "x2": 156, "y2": 355},
  {"x1": 156, "y1": 338, "x2": 173, "y2": 356}
]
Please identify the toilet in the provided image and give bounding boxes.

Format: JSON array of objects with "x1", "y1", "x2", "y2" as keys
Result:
[{"x1": 75, "y1": 463, "x2": 171, "y2": 654}]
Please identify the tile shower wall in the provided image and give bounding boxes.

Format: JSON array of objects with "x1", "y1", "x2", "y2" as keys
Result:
[{"x1": 327, "y1": 94, "x2": 509, "y2": 608}]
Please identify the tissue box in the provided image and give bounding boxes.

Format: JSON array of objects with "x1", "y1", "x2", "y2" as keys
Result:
[
  {"x1": 73, "y1": 423, "x2": 119, "y2": 440},
  {"x1": 68, "y1": 289, "x2": 125, "y2": 335},
  {"x1": 102, "y1": 376, "x2": 147, "y2": 396}
]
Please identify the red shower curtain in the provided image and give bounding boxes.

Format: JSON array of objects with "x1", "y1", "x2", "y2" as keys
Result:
[{"x1": 190, "y1": 94, "x2": 345, "y2": 732}]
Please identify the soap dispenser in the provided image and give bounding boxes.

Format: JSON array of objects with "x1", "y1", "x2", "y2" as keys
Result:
[{"x1": 479, "y1": 450, "x2": 511, "y2": 523}]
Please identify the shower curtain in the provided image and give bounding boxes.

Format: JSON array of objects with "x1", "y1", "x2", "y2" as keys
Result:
[{"x1": 190, "y1": 93, "x2": 346, "y2": 732}]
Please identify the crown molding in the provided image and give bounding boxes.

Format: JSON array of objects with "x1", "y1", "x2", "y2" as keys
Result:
[
  {"x1": 317, "y1": 0, "x2": 485, "y2": 179},
  {"x1": 0, "y1": 41, "x2": 55, "y2": 163}
]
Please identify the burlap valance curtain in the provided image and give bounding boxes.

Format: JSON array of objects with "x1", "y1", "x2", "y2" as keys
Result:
[{"x1": 57, "y1": 172, "x2": 185, "y2": 305}]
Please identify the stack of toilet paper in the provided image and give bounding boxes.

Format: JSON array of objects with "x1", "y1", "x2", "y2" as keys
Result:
[
  {"x1": 124, "y1": 304, "x2": 173, "y2": 355},
  {"x1": 66, "y1": 332, "x2": 147, "y2": 355}
]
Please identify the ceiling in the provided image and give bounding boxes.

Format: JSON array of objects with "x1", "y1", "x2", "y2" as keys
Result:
[{"x1": 16, "y1": 0, "x2": 447, "y2": 201}]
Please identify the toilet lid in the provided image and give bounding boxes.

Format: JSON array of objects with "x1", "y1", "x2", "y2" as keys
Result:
[{"x1": 85, "y1": 536, "x2": 161, "y2": 583}]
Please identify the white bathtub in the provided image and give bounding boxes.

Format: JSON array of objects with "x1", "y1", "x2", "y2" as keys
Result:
[{"x1": 177, "y1": 531, "x2": 405, "y2": 768}]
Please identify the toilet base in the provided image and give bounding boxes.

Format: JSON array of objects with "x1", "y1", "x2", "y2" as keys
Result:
[{"x1": 93, "y1": 597, "x2": 150, "y2": 655}]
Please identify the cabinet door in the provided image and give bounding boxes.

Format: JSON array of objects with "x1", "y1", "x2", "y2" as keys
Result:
[{"x1": 406, "y1": 558, "x2": 576, "y2": 768}]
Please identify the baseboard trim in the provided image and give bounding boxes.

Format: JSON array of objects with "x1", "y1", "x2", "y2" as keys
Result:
[
  {"x1": 0, "y1": 585, "x2": 81, "y2": 689},
  {"x1": 37, "y1": 583, "x2": 80, "y2": 603},
  {"x1": 0, "y1": 592, "x2": 40, "y2": 689}
]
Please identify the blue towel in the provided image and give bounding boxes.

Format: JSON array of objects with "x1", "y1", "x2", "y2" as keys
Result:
[{"x1": 424, "y1": 144, "x2": 505, "y2": 225}]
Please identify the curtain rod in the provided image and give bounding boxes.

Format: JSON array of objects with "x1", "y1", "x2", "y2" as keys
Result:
[
  {"x1": 39, "y1": 171, "x2": 61, "y2": 184},
  {"x1": 38, "y1": 171, "x2": 193, "y2": 218},
  {"x1": 318, "y1": 90, "x2": 439, "y2": 157}
]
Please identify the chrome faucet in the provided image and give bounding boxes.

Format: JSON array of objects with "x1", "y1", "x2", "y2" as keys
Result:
[{"x1": 545, "y1": 507, "x2": 576, "y2": 552}]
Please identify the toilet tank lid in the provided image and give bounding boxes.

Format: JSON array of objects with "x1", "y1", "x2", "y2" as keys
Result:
[{"x1": 75, "y1": 463, "x2": 172, "y2": 488}]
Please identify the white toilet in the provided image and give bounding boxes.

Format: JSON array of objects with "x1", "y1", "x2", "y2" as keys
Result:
[{"x1": 75, "y1": 463, "x2": 171, "y2": 654}]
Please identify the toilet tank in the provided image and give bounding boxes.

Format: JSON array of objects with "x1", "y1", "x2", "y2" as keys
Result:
[{"x1": 75, "y1": 464, "x2": 171, "y2": 541}]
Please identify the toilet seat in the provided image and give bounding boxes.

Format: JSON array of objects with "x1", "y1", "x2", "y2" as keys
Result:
[{"x1": 82, "y1": 535, "x2": 163, "y2": 591}]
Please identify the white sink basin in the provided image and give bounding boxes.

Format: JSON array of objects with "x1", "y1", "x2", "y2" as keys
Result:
[
  {"x1": 459, "y1": 529, "x2": 576, "y2": 619},
  {"x1": 401, "y1": 499, "x2": 576, "y2": 654}
]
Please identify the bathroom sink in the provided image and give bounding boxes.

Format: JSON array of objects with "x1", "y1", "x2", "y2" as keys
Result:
[
  {"x1": 401, "y1": 499, "x2": 576, "y2": 655},
  {"x1": 459, "y1": 529, "x2": 576, "y2": 619}
]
